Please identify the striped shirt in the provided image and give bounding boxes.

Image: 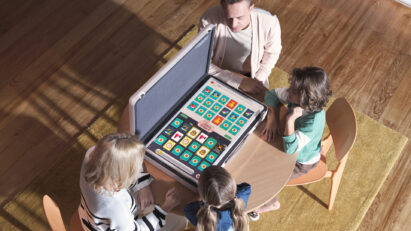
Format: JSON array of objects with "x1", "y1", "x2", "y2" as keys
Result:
[{"x1": 78, "y1": 147, "x2": 167, "y2": 231}]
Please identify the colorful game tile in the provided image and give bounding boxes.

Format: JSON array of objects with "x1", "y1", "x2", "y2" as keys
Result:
[
  {"x1": 202, "y1": 86, "x2": 213, "y2": 95},
  {"x1": 163, "y1": 126, "x2": 175, "y2": 137},
  {"x1": 243, "y1": 109, "x2": 254, "y2": 119},
  {"x1": 212, "y1": 143, "x2": 226, "y2": 154},
  {"x1": 204, "y1": 137, "x2": 217, "y2": 149},
  {"x1": 187, "y1": 127, "x2": 201, "y2": 139},
  {"x1": 236, "y1": 117, "x2": 247, "y2": 127},
  {"x1": 226, "y1": 99, "x2": 238, "y2": 109},
  {"x1": 180, "y1": 150, "x2": 193, "y2": 161},
  {"x1": 163, "y1": 140, "x2": 176, "y2": 151},
  {"x1": 179, "y1": 136, "x2": 192, "y2": 147},
  {"x1": 171, "y1": 131, "x2": 184, "y2": 142},
  {"x1": 195, "y1": 106, "x2": 207, "y2": 116},
  {"x1": 218, "y1": 95, "x2": 229, "y2": 105},
  {"x1": 210, "y1": 90, "x2": 221, "y2": 100},
  {"x1": 196, "y1": 133, "x2": 208, "y2": 144},
  {"x1": 206, "y1": 152, "x2": 218, "y2": 164},
  {"x1": 187, "y1": 101, "x2": 199, "y2": 111},
  {"x1": 229, "y1": 125, "x2": 240, "y2": 136},
  {"x1": 227, "y1": 112, "x2": 239, "y2": 122},
  {"x1": 203, "y1": 111, "x2": 215, "y2": 121},
  {"x1": 154, "y1": 135, "x2": 167, "y2": 146},
  {"x1": 188, "y1": 141, "x2": 201, "y2": 152},
  {"x1": 219, "y1": 107, "x2": 230, "y2": 118},
  {"x1": 203, "y1": 98, "x2": 214, "y2": 108},
  {"x1": 171, "y1": 145, "x2": 184, "y2": 156},
  {"x1": 180, "y1": 122, "x2": 192, "y2": 133},
  {"x1": 171, "y1": 118, "x2": 183, "y2": 128},
  {"x1": 155, "y1": 149, "x2": 164, "y2": 155},
  {"x1": 220, "y1": 120, "x2": 232, "y2": 131},
  {"x1": 212, "y1": 115, "x2": 223, "y2": 126},
  {"x1": 195, "y1": 93, "x2": 206, "y2": 103},
  {"x1": 196, "y1": 146, "x2": 210, "y2": 158},
  {"x1": 234, "y1": 104, "x2": 246, "y2": 114},
  {"x1": 189, "y1": 156, "x2": 202, "y2": 166},
  {"x1": 198, "y1": 161, "x2": 211, "y2": 171},
  {"x1": 211, "y1": 103, "x2": 222, "y2": 112}
]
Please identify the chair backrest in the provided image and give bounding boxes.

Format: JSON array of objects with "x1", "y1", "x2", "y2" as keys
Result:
[
  {"x1": 326, "y1": 98, "x2": 357, "y2": 161},
  {"x1": 43, "y1": 195, "x2": 66, "y2": 231}
]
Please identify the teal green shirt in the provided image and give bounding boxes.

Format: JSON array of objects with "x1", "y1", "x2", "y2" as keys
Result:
[{"x1": 265, "y1": 89, "x2": 324, "y2": 164}]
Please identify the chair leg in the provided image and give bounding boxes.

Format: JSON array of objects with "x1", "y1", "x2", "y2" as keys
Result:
[{"x1": 328, "y1": 154, "x2": 348, "y2": 210}]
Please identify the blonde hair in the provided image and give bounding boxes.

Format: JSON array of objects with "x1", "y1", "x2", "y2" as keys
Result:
[
  {"x1": 84, "y1": 133, "x2": 145, "y2": 193},
  {"x1": 196, "y1": 166, "x2": 249, "y2": 231}
]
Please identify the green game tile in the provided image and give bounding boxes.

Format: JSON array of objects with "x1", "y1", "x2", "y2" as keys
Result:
[
  {"x1": 188, "y1": 141, "x2": 201, "y2": 152},
  {"x1": 155, "y1": 135, "x2": 167, "y2": 145},
  {"x1": 171, "y1": 118, "x2": 183, "y2": 128},
  {"x1": 189, "y1": 156, "x2": 202, "y2": 167},
  {"x1": 197, "y1": 161, "x2": 211, "y2": 171},
  {"x1": 205, "y1": 152, "x2": 218, "y2": 163},
  {"x1": 220, "y1": 120, "x2": 232, "y2": 131},
  {"x1": 171, "y1": 145, "x2": 184, "y2": 156},
  {"x1": 180, "y1": 151, "x2": 193, "y2": 161},
  {"x1": 204, "y1": 137, "x2": 217, "y2": 149}
]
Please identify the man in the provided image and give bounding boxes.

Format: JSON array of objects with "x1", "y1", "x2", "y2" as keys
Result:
[{"x1": 200, "y1": 0, "x2": 282, "y2": 94}]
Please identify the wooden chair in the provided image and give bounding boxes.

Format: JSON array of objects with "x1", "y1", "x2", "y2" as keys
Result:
[
  {"x1": 43, "y1": 195, "x2": 83, "y2": 231},
  {"x1": 286, "y1": 98, "x2": 357, "y2": 210}
]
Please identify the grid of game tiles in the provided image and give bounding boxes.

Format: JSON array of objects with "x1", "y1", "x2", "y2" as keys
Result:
[{"x1": 146, "y1": 78, "x2": 262, "y2": 181}]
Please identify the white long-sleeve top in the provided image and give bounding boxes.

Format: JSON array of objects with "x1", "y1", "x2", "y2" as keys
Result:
[
  {"x1": 200, "y1": 6, "x2": 282, "y2": 89},
  {"x1": 78, "y1": 146, "x2": 167, "y2": 231}
]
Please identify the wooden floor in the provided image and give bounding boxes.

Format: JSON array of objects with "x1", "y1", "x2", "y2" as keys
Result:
[{"x1": 0, "y1": 0, "x2": 409, "y2": 230}]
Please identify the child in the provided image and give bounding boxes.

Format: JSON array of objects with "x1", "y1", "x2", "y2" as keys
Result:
[
  {"x1": 184, "y1": 166, "x2": 251, "y2": 231},
  {"x1": 78, "y1": 133, "x2": 180, "y2": 231},
  {"x1": 251, "y1": 66, "x2": 332, "y2": 218}
]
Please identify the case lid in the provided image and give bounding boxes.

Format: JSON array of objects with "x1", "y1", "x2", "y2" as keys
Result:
[{"x1": 129, "y1": 25, "x2": 215, "y2": 141}]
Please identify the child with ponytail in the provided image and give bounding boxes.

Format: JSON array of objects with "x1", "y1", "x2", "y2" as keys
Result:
[{"x1": 184, "y1": 166, "x2": 251, "y2": 231}]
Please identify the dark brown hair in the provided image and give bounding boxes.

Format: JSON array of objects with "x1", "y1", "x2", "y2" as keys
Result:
[
  {"x1": 196, "y1": 166, "x2": 249, "y2": 231},
  {"x1": 290, "y1": 66, "x2": 332, "y2": 112},
  {"x1": 221, "y1": 0, "x2": 252, "y2": 6}
]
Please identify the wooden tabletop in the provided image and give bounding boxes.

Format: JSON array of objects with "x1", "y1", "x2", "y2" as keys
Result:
[{"x1": 118, "y1": 100, "x2": 297, "y2": 215}]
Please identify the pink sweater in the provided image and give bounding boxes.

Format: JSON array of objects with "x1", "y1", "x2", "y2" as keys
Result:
[{"x1": 200, "y1": 6, "x2": 282, "y2": 88}]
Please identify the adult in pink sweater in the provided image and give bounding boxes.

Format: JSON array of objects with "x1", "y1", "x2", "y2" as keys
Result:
[{"x1": 200, "y1": 0, "x2": 282, "y2": 94}]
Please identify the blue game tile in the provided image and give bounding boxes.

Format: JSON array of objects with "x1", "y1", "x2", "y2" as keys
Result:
[
  {"x1": 180, "y1": 150, "x2": 193, "y2": 161},
  {"x1": 187, "y1": 101, "x2": 199, "y2": 111},
  {"x1": 171, "y1": 118, "x2": 183, "y2": 128},
  {"x1": 154, "y1": 135, "x2": 167, "y2": 146},
  {"x1": 203, "y1": 98, "x2": 214, "y2": 108},
  {"x1": 180, "y1": 122, "x2": 192, "y2": 133},
  {"x1": 163, "y1": 126, "x2": 175, "y2": 137},
  {"x1": 189, "y1": 156, "x2": 202, "y2": 167},
  {"x1": 211, "y1": 103, "x2": 222, "y2": 113},
  {"x1": 227, "y1": 112, "x2": 239, "y2": 122},
  {"x1": 210, "y1": 90, "x2": 221, "y2": 100},
  {"x1": 218, "y1": 95, "x2": 230, "y2": 105},
  {"x1": 219, "y1": 107, "x2": 230, "y2": 117},
  {"x1": 188, "y1": 141, "x2": 201, "y2": 152},
  {"x1": 205, "y1": 152, "x2": 218, "y2": 164},
  {"x1": 197, "y1": 161, "x2": 211, "y2": 171},
  {"x1": 243, "y1": 109, "x2": 254, "y2": 119},
  {"x1": 195, "y1": 93, "x2": 206, "y2": 103},
  {"x1": 202, "y1": 86, "x2": 213, "y2": 95},
  {"x1": 171, "y1": 145, "x2": 184, "y2": 156}
]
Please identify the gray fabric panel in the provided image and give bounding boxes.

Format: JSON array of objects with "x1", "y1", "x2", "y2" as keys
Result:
[{"x1": 135, "y1": 33, "x2": 213, "y2": 140}]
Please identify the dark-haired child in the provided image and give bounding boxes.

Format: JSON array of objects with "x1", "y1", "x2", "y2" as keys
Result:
[{"x1": 251, "y1": 66, "x2": 332, "y2": 218}]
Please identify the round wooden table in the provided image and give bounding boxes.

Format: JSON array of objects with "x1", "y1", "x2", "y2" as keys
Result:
[{"x1": 118, "y1": 101, "x2": 297, "y2": 215}]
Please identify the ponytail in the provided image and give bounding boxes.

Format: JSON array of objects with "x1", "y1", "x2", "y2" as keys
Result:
[
  {"x1": 230, "y1": 197, "x2": 249, "y2": 231},
  {"x1": 196, "y1": 204, "x2": 218, "y2": 231}
]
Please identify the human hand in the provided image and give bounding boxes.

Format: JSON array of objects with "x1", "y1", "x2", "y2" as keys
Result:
[
  {"x1": 138, "y1": 186, "x2": 154, "y2": 210},
  {"x1": 261, "y1": 108, "x2": 276, "y2": 142},
  {"x1": 288, "y1": 106, "x2": 304, "y2": 120},
  {"x1": 239, "y1": 78, "x2": 266, "y2": 94},
  {"x1": 161, "y1": 187, "x2": 180, "y2": 212}
]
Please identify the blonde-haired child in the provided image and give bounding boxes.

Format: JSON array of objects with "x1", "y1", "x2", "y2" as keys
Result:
[
  {"x1": 184, "y1": 166, "x2": 250, "y2": 231},
  {"x1": 78, "y1": 133, "x2": 180, "y2": 231}
]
